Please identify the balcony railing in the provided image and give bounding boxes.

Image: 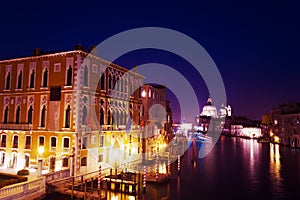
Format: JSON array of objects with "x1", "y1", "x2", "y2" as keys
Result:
[{"x1": 0, "y1": 123, "x2": 33, "y2": 130}]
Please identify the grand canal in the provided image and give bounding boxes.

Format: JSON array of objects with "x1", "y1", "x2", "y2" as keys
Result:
[{"x1": 45, "y1": 135, "x2": 300, "y2": 200}]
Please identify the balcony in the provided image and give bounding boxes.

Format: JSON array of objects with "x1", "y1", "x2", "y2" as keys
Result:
[{"x1": 0, "y1": 123, "x2": 33, "y2": 131}]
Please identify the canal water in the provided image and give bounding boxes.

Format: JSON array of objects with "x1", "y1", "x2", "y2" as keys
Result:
[{"x1": 44, "y1": 135, "x2": 300, "y2": 200}]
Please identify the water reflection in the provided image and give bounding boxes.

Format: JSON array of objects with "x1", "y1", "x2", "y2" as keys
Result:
[
  {"x1": 249, "y1": 139, "x2": 259, "y2": 186},
  {"x1": 270, "y1": 143, "x2": 283, "y2": 198}
]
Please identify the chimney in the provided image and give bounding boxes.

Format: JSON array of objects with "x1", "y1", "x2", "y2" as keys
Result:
[
  {"x1": 73, "y1": 44, "x2": 86, "y2": 52},
  {"x1": 33, "y1": 48, "x2": 41, "y2": 56},
  {"x1": 88, "y1": 45, "x2": 97, "y2": 55}
]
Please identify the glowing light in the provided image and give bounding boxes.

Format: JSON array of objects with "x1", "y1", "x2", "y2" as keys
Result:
[
  {"x1": 270, "y1": 131, "x2": 273, "y2": 137},
  {"x1": 111, "y1": 195, "x2": 118, "y2": 200},
  {"x1": 38, "y1": 146, "x2": 44, "y2": 155},
  {"x1": 274, "y1": 136, "x2": 279, "y2": 143},
  {"x1": 141, "y1": 90, "x2": 147, "y2": 98}
]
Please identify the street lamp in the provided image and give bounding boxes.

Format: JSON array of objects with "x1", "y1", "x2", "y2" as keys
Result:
[{"x1": 38, "y1": 146, "x2": 44, "y2": 155}]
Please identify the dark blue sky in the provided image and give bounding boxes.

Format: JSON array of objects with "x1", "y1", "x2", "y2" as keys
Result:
[{"x1": 1, "y1": 1, "x2": 299, "y2": 122}]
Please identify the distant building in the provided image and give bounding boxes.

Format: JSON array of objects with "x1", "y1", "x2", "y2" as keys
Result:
[
  {"x1": 193, "y1": 97, "x2": 231, "y2": 133},
  {"x1": 262, "y1": 102, "x2": 300, "y2": 147},
  {"x1": 140, "y1": 84, "x2": 173, "y2": 158}
]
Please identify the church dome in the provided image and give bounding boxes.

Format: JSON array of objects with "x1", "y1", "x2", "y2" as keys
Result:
[{"x1": 201, "y1": 97, "x2": 217, "y2": 118}]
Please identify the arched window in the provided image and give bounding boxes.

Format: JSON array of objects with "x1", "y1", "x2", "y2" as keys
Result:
[
  {"x1": 107, "y1": 110, "x2": 111, "y2": 125},
  {"x1": 3, "y1": 106, "x2": 9, "y2": 124},
  {"x1": 16, "y1": 106, "x2": 21, "y2": 124},
  {"x1": 82, "y1": 105, "x2": 87, "y2": 125},
  {"x1": 113, "y1": 76, "x2": 116, "y2": 90},
  {"x1": 28, "y1": 105, "x2": 33, "y2": 124},
  {"x1": 100, "y1": 74, "x2": 105, "y2": 90},
  {"x1": 40, "y1": 105, "x2": 46, "y2": 127},
  {"x1": 119, "y1": 110, "x2": 124, "y2": 125},
  {"x1": 62, "y1": 157, "x2": 69, "y2": 167},
  {"x1": 17, "y1": 71, "x2": 22, "y2": 89},
  {"x1": 42, "y1": 68, "x2": 48, "y2": 87},
  {"x1": 124, "y1": 112, "x2": 127, "y2": 125},
  {"x1": 115, "y1": 77, "x2": 119, "y2": 91},
  {"x1": 112, "y1": 110, "x2": 115, "y2": 125},
  {"x1": 29, "y1": 70, "x2": 35, "y2": 88},
  {"x1": 100, "y1": 108, "x2": 104, "y2": 125},
  {"x1": 123, "y1": 79, "x2": 127, "y2": 92},
  {"x1": 83, "y1": 65, "x2": 88, "y2": 87},
  {"x1": 5, "y1": 72, "x2": 10, "y2": 90},
  {"x1": 115, "y1": 110, "x2": 119, "y2": 125},
  {"x1": 67, "y1": 65, "x2": 72, "y2": 86},
  {"x1": 65, "y1": 105, "x2": 71, "y2": 128},
  {"x1": 108, "y1": 74, "x2": 112, "y2": 89}
]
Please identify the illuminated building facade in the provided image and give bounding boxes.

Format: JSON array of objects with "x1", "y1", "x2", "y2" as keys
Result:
[
  {"x1": 0, "y1": 48, "x2": 144, "y2": 174},
  {"x1": 263, "y1": 103, "x2": 300, "y2": 148},
  {"x1": 140, "y1": 84, "x2": 173, "y2": 159}
]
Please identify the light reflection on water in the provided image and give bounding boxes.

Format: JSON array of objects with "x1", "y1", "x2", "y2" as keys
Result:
[
  {"x1": 46, "y1": 136, "x2": 300, "y2": 200},
  {"x1": 269, "y1": 143, "x2": 284, "y2": 199}
]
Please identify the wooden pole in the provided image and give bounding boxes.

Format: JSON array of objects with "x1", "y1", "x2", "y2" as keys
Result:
[{"x1": 143, "y1": 166, "x2": 146, "y2": 193}]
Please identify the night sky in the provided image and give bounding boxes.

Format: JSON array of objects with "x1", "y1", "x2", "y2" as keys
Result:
[{"x1": 1, "y1": 1, "x2": 299, "y2": 122}]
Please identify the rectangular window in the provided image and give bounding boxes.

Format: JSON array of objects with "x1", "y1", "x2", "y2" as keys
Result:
[
  {"x1": 91, "y1": 135, "x2": 96, "y2": 144},
  {"x1": 63, "y1": 138, "x2": 70, "y2": 149},
  {"x1": 82, "y1": 136, "x2": 87, "y2": 149},
  {"x1": 25, "y1": 136, "x2": 31, "y2": 149},
  {"x1": 50, "y1": 137, "x2": 57, "y2": 148},
  {"x1": 1, "y1": 135, "x2": 6, "y2": 148},
  {"x1": 99, "y1": 135, "x2": 104, "y2": 147},
  {"x1": 98, "y1": 154, "x2": 103, "y2": 162},
  {"x1": 50, "y1": 86, "x2": 61, "y2": 101},
  {"x1": 39, "y1": 136, "x2": 45, "y2": 146},
  {"x1": 12, "y1": 135, "x2": 18, "y2": 148},
  {"x1": 54, "y1": 63, "x2": 61, "y2": 72}
]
